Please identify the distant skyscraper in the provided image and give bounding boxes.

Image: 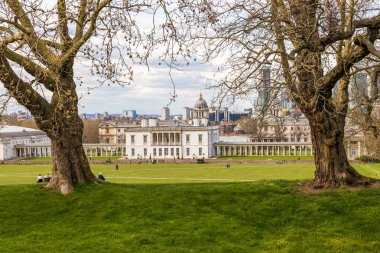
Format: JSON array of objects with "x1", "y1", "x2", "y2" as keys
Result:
[
  {"x1": 182, "y1": 107, "x2": 191, "y2": 121},
  {"x1": 254, "y1": 66, "x2": 272, "y2": 116},
  {"x1": 161, "y1": 107, "x2": 170, "y2": 120},
  {"x1": 122, "y1": 110, "x2": 137, "y2": 119},
  {"x1": 94, "y1": 113, "x2": 103, "y2": 120}
]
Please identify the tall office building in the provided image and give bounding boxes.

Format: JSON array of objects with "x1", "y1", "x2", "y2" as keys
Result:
[
  {"x1": 182, "y1": 107, "x2": 191, "y2": 121},
  {"x1": 254, "y1": 66, "x2": 272, "y2": 116},
  {"x1": 161, "y1": 107, "x2": 170, "y2": 120}
]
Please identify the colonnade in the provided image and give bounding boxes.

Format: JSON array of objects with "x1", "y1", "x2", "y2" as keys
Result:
[
  {"x1": 16, "y1": 146, "x2": 51, "y2": 157},
  {"x1": 152, "y1": 132, "x2": 181, "y2": 146},
  {"x1": 215, "y1": 143, "x2": 313, "y2": 156},
  {"x1": 84, "y1": 145, "x2": 126, "y2": 157},
  {"x1": 15, "y1": 144, "x2": 126, "y2": 158}
]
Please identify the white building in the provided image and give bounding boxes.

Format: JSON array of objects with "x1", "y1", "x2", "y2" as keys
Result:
[
  {"x1": 0, "y1": 126, "x2": 51, "y2": 160},
  {"x1": 125, "y1": 125, "x2": 220, "y2": 159}
]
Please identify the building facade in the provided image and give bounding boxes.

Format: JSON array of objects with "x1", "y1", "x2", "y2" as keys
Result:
[
  {"x1": 125, "y1": 125, "x2": 220, "y2": 159},
  {"x1": 98, "y1": 121, "x2": 137, "y2": 144},
  {"x1": 0, "y1": 126, "x2": 51, "y2": 160}
]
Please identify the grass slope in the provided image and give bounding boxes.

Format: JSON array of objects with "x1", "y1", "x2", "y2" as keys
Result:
[{"x1": 1, "y1": 182, "x2": 380, "y2": 252}]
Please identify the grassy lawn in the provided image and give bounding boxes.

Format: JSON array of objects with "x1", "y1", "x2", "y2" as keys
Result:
[
  {"x1": 17, "y1": 155, "x2": 315, "y2": 162},
  {"x1": 1, "y1": 163, "x2": 380, "y2": 185},
  {"x1": 1, "y1": 164, "x2": 380, "y2": 252},
  {"x1": 1, "y1": 181, "x2": 380, "y2": 252}
]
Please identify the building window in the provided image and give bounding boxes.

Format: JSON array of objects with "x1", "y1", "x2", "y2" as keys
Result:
[
  {"x1": 143, "y1": 135, "x2": 148, "y2": 144},
  {"x1": 159, "y1": 148, "x2": 162, "y2": 156},
  {"x1": 304, "y1": 137, "x2": 308, "y2": 142},
  {"x1": 131, "y1": 148, "x2": 135, "y2": 156},
  {"x1": 124, "y1": 129, "x2": 127, "y2": 132},
  {"x1": 199, "y1": 148, "x2": 202, "y2": 156},
  {"x1": 198, "y1": 134, "x2": 203, "y2": 143},
  {"x1": 153, "y1": 148, "x2": 156, "y2": 156},
  {"x1": 164, "y1": 148, "x2": 168, "y2": 156},
  {"x1": 171, "y1": 148, "x2": 174, "y2": 156},
  {"x1": 186, "y1": 148, "x2": 190, "y2": 156},
  {"x1": 144, "y1": 148, "x2": 147, "y2": 157},
  {"x1": 176, "y1": 148, "x2": 179, "y2": 156},
  {"x1": 117, "y1": 129, "x2": 121, "y2": 132},
  {"x1": 186, "y1": 134, "x2": 190, "y2": 143},
  {"x1": 131, "y1": 135, "x2": 135, "y2": 144},
  {"x1": 106, "y1": 128, "x2": 109, "y2": 134}
]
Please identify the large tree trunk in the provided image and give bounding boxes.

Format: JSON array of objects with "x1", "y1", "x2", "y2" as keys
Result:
[
  {"x1": 47, "y1": 116, "x2": 98, "y2": 194},
  {"x1": 309, "y1": 113, "x2": 370, "y2": 188},
  {"x1": 35, "y1": 77, "x2": 98, "y2": 194}
]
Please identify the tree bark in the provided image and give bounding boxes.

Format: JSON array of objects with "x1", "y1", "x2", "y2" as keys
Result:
[
  {"x1": 36, "y1": 78, "x2": 98, "y2": 194},
  {"x1": 47, "y1": 119, "x2": 98, "y2": 194},
  {"x1": 308, "y1": 113, "x2": 370, "y2": 188}
]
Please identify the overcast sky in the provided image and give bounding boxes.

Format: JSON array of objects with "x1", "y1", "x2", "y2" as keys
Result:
[
  {"x1": 79, "y1": 63, "x2": 254, "y2": 115},
  {"x1": 68, "y1": 56, "x2": 254, "y2": 115},
  {"x1": 4, "y1": 59, "x2": 253, "y2": 116}
]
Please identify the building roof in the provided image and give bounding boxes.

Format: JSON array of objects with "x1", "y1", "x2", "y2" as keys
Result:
[
  {"x1": 194, "y1": 93, "x2": 208, "y2": 110},
  {"x1": 98, "y1": 121, "x2": 137, "y2": 128},
  {"x1": 0, "y1": 125, "x2": 46, "y2": 139}
]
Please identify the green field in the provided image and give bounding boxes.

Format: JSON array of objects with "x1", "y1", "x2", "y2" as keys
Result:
[
  {"x1": 1, "y1": 163, "x2": 380, "y2": 252},
  {"x1": 18, "y1": 155, "x2": 315, "y2": 162},
  {"x1": 1, "y1": 163, "x2": 379, "y2": 185}
]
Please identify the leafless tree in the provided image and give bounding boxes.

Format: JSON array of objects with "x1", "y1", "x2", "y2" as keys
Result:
[
  {"x1": 237, "y1": 116, "x2": 258, "y2": 135},
  {"x1": 0, "y1": 0, "x2": 163, "y2": 194},
  {"x1": 167, "y1": 0, "x2": 380, "y2": 187}
]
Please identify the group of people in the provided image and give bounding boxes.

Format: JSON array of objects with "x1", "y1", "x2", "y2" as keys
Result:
[
  {"x1": 36, "y1": 174, "x2": 51, "y2": 183},
  {"x1": 37, "y1": 173, "x2": 106, "y2": 182}
]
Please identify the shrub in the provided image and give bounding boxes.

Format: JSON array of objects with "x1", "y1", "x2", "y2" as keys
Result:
[
  {"x1": 356, "y1": 155, "x2": 380, "y2": 163},
  {"x1": 197, "y1": 159, "x2": 205, "y2": 164}
]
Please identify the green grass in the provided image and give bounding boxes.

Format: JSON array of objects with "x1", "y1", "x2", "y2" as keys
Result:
[
  {"x1": 1, "y1": 182, "x2": 380, "y2": 252},
  {"x1": 1, "y1": 163, "x2": 380, "y2": 185},
  {"x1": 18, "y1": 155, "x2": 314, "y2": 162},
  {"x1": 1, "y1": 164, "x2": 380, "y2": 252},
  {"x1": 218, "y1": 155, "x2": 314, "y2": 160}
]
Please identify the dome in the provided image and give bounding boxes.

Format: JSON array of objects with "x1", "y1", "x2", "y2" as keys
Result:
[{"x1": 194, "y1": 93, "x2": 208, "y2": 110}]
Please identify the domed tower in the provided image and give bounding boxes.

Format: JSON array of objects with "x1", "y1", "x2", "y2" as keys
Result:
[{"x1": 193, "y1": 93, "x2": 209, "y2": 126}]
